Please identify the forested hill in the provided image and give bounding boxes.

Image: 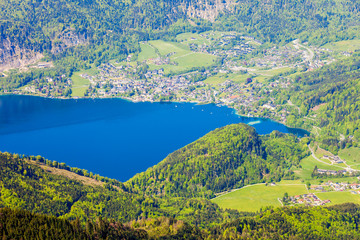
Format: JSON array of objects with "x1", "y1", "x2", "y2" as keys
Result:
[
  {"x1": 0, "y1": 0, "x2": 189, "y2": 80},
  {"x1": 0, "y1": 150, "x2": 244, "y2": 227},
  {"x1": 1, "y1": 0, "x2": 359, "y2": 69},
  {"x1": 0, "y1": 151, "x2": 154, "y2": 222},
  {"x1": 3, "y1": 203, "x2": 360, "y2": 239},
  {"x1": 213, "y1": 0, "x2": 360, "y2": 45},
  {"x1": 274, "y1": 53, "x2": 360, "y2": 153},
  {"x1": 127, "y1": 124, "x2": 309, "y2": 198}
]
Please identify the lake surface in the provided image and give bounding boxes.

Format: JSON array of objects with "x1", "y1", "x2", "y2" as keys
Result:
[{"x1": 0, "y1": 95, "x2": 308, "y2": 181}]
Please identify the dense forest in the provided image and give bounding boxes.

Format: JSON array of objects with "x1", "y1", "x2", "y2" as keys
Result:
[
  {"x1": 0, "y1": 151, "x2": 244, "y2": 228},
  {"x1": 273, "y1": 53, "x2": 360, "y2": 152},
  {"x1": 2, "y1": 203, "x2": 360, "y2": 239},
  {"x1": 214, "y1": 0, "x2": 360, "y2": 45},
  {"x1": 127, "y1": 124, "x2": 309, "y2": 199}
]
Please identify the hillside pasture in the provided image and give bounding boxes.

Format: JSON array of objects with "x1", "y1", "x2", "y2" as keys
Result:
[
  {"x1": 316, "y1": 191, "x2": 360, "y2": 205},
  {"x1": 339, "y1": 147, "x2": 360, "y2": 169},
  {"x1": 323, "y1": 39, "x2": 360, "y2": 52},
  {"x1": 293, "y1": 155, "x2": 344, "y2": 179},
  {"x1": 71, "y1": 73, "x2": 90, "y2": 97},
  {"x1": 212, "y1": 182, "x2": 308, "y2": 212},
  {"x1": 138, "y1": 42, "x2": 158, "y2": 62},
  {"x1": 141, "y1": 40, "x2": 216, "y2": 74}
]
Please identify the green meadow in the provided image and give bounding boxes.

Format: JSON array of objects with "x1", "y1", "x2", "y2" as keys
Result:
[
  {"x1": 293, "y1": 155, "x2": 344, "y2": 180},
  {"x1": 204, "y1": 72, "x2": 261, "y2": 90},
  {"x1": 338, "y1": 147, "x2": 360, "y2": 170},
  {"x1": 138, "y1": 43, "x2": 158, "y2": 62},
  {"x1": 323, "y1": 39, "x2": 360, "y2": 52},
  {"x1": 316, "y1": 191, "x2": 360, "y2": 205},
  {"x1": 212, "y1": 182, "x2": 308, "y2": 212},
  {"x1": 138, "y1": 40, "x2": 216, "y2": 75},
  {"x1": 71, "y1": 68, "x2": 98, "y2": 97}
]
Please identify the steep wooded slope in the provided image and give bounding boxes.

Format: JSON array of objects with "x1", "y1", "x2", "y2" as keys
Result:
[
  {"x1": 127, "y1": 124, "x2": 309, "y2": 198},
  {"x1": 0, "y1": 151, "x2": 241, "y2": 227},
  {"x1": 273, "y1": 53, "x2": 360, "y2": 153},
  {"x1": 2, "y1": 203, "x2": 360, "y2": 239}
]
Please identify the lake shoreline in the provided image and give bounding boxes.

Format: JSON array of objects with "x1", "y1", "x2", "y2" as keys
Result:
[
  {"x1": 1, "y1": 92, "x2": 310, "y2": 135},
  {"x1": 0, "y1": 95, "x2": 309, "y2": 181}
]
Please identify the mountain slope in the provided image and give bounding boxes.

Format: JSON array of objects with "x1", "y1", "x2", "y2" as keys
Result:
[
  {"x1": 274, "y1": 52, "x2": 360, "y2": 153},
  {"x1": 0, "y1": 151, "x2": 149, "y2": 222},
  {"x1": 0, "y1": 151, "x2": 242, "y2": 227},
  {"x1": 0, "y1": 0, "x2": 359, "y2": 93},
  {"x1": 214, "y1": 0, "x2": 360, "y2": 45},
  {"x1": 127, "y1": 124, "x2": 309, "y2": 198},
  {"x1": 2, "y1": 203, "x2": 360, "y2": 239}
]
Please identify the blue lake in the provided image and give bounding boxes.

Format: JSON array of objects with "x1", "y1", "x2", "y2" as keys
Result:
[{"x1": 0, "y1": 95, "x2": 308, "y2": 181}]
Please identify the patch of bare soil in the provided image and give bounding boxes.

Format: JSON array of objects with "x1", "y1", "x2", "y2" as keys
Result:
[{"x1": 28, "y1": 160, "x2": 105, "y2": 188}]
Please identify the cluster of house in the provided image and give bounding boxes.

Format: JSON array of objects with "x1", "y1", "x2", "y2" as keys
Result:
[
  {"x1": 322, "y1": 155, "x2": 344, "y2": 164},
  {"x1": 82, "y1": 57, "x2": 291, "y2": 124},
  {"x1": 316, "y1": 169, "x2": 347, "y2": 175},
  {"x1": 14, "y1": 32, "x2": 332, "y2": 126},
  {"x1": 251, "y1": 45, "x2": 304, "y2": 68},
  {"x1": 17, "y1": 74, "x2": 72, "y2": 97},
  {"x1": 83, "y1": 63, "x2": 216, "y2": 102},
  {"x1": 311, "y1": 181, "x2": 360, "y2": 192},
  {"x1": 187, "y1": 32, "x2": 256, "y2": 58},
  {"x1": 289, "y1": 193, "x2": 331, "y2": 206},
  {"x1": 147, "y1": 57, "x2": 171, "y2": 66}
]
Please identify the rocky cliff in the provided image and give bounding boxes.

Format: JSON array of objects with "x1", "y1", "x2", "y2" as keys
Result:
[
  {"x1": 181, "y1": 0, "x2": 235, "y2": 22},
  {"x1": 0, "y1": 29, "x2": 88, "y2": 72},
  {"x1": 51, "y1": 30, "x2": 88, "y2": 55},
  {"x1": 0, "y1": 38, "x2": 43, "y2": 72}
]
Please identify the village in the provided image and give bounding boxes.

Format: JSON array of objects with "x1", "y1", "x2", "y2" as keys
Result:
[
  {"x1": 310, "y1": 181, "x2": 360, "y2": 193},
  {"x1": 286, "y1": 193, "x2": 331, "y2": 206},
  {"x1": 282, "y1": 180, "x2": 360, "y2": 207},
  {"x1": 13, "y1": 74, "x2": 72, "y2": 98},
  {"x1": 78, "y1": 33, "x2": 335, "y2": 123},
  {"x1": 78, "y1": 61, "x2": 292, "y2": 123},
  {"x1": 10, "y1": 32, "x2": 339, "y2": 125}
]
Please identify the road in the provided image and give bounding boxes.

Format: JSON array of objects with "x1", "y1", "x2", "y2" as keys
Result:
[
  {"x1": 308, "y1": 145, "x2": 358, "y2": 172},
  {"x1": 293, "y1": 39, "x2": 314, "y2": 63}
]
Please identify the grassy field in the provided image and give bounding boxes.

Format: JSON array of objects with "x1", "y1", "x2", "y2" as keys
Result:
[
  {"x1": 138, "y1": 43, "x2": 158, "y2": 62},
  {"x1": 71, "y1": 68, "x2": 97, "y2": 97},
  {"x1": 149, "y1": 40, "x2": 190, "y2": 57},
  {"x1": 204, "y1": 72, "x2": 259, "y2": 89},
  {"x1": 137, "y1": 40, "x2": 217, "y2": 75},
  {"x1": 212, "y1": 182, "x2": 308, "y2": 212},
  {"x1": 314, "y1": 146, "x2": 333, "y2": 162},
  {"x1": 316, "y1": 191, "x2": 360, "y2": 205},
  {"x1": 308, "y1": 176, "x2": 359, "y2": 185},
  {"x1": 323, "y1": 39, "x2": 360, "y2": 52},
  {"x1": 176, "y1": 32, "x2": 210, "y2": 45},
  {"x1": 255, "y1": 67, "x2": 292, "y2": 76},
  {"x1": 339, "y1": 147, "x2": 360, "y2": 169},
  {"x1": 293, "y1": 155, "x2": 344, "y2": 180}
]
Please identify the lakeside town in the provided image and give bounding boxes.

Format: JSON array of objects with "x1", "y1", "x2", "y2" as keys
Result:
[{"x1": 8, "y1": 32, "x2": 343, "y2": 124}]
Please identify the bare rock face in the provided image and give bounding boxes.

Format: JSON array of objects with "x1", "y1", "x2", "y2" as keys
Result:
[
  {"x1": 51, "y1": 30, "x2": 88, "y2": 54},
  {"x1": 0, "y1": 38, "x2": 43, "y2": 72},
  {"x1": 181, "y1": 0, "x2": 235, "y2": 22},
  {"x1": 0, "y1": 29, "x2": 88, "y2": 71}
]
